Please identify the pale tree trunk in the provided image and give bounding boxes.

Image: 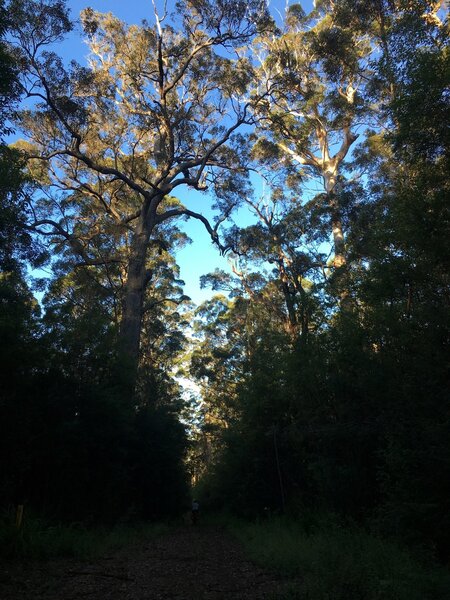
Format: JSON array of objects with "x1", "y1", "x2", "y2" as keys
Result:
[
  {"x1": 323, "y1": 170, "x2": 352, "y2": 308},
  {"x1": 330, "y1": 198, "x2": 346, "y2": 269},
  {"x1": 324, "y1": 170, "x2": 346, "y2": 269}
]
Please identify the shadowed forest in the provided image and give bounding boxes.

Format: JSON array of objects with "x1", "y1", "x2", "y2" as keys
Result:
[{"x1": 0, "y1": 0, "x2": 449, "y2": 598}]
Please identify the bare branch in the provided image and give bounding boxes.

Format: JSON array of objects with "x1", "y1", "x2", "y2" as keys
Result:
[{"x1": 154, "y1": 207, "x2": 227, "y2": 252}]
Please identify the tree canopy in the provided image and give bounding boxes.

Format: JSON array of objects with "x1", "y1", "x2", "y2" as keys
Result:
[{"x1": 1, "y1": 0, "x2": 449, "y2": 565}]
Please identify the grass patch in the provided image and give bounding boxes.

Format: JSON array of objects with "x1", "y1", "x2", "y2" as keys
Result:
[
  {"x1": 0, "y1": 510, "x2": 169, "y2": 560},
  {"x1": 222, "y1": 514, "x2": 450, "y2": 600}
]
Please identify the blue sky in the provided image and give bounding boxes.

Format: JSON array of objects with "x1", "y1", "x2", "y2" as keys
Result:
[
  {"x1": 65, "y1": 1, "x2": 314, "y2": 28},
  {"x1": 30, "y1": 0, "x2": 315, "y2": 305}
]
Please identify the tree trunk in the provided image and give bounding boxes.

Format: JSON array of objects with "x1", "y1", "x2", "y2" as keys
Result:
[
  {"x1": 298, "y1": 285, "x2": 309, "y2": 343},
  {"x1": 324, "y1": 172, "x2": 347, "y2": 270},
  {"x1": 281, "y1": 281, "x2": 299, "y2": 340},
  {"x1": 120, "y1": 227, "x2": 150, "y2": 374},
  {"x1": 324, "y1": 173, "x2": 351, "y2": 308},
  {"x1": 331, "y1": 205, "x2": 346, "y2": 269},
  {"x1": 329, "y1": 194, "x2": 353, "y2": 309}
]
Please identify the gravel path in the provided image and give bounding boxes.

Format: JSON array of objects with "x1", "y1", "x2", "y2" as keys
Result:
[{"x1": 0, "y1": 525, "x2": 301, "y2": 599}]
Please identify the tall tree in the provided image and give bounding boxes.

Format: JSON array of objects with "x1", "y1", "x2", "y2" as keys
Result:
[
  {"x1": 343, "y1": 1, "x2": 450, "y2": 554},
  {"x1": 251, "y1": 1, "x2": 373, "y2": 287},
  {"x1": 10, "y1": 0, "x2": 269, "y2": 383},
  {"x1": 220, "y1": 190, "x2": 327, "y2": 342}
]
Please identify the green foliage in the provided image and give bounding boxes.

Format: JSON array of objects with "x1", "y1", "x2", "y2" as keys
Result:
[
  {"x1": 0, "y1": 350, "x2": 190, "y2": 523},
  {"x1": 195, "y1": 322, "x2": 383, "y2": 518},
  {"x1": 191, "y1": 0, "x2": 449, "y2": 568},
  {"x1": 250, "y1": 137, "x2": 281, "y2": 162},
  {"x1": 0, "y1": 1, "x2": 20, "y2": 137},
  {"x1": 9, "y1": 0, "x2": 267, "y2": 375},
  {"x1": 229, "y1": 516, "x2": 450, "y2": 600},
  {"x1": 1, "y1": 0, "x2": 448, "y2": 576},
  {"x1": 0, "y1": 510, "x2": 169, "y2": 560}
]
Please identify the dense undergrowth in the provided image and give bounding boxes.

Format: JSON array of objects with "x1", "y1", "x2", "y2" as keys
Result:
[
  {"x1": 218, "y1": 513, "x2": 450, "y2": 600},
  {"x1": 3, "y1": 507, "x2": 450, "y2": 600},
  {"x1": 0, "y1": 510, "x2": 168, "y2": 560}
]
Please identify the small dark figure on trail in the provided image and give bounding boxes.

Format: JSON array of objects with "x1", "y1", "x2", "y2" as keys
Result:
[{"x1": 191, "y1": 499, "x2": 200, "y2": 525}]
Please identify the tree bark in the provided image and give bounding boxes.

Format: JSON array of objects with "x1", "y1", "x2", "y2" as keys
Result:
[
  {"x1": 330, "y1": 202, "x2": 346, "y2": 269},
  {"x1": 120, "y1": 224, "x2": 151, "y2": 373},
  {"x1": 281, "y1": 280, "x2": 299, "y2": 340},
  {"x1": 324, "y1": 171, "x2": 347, "y2": 269}
]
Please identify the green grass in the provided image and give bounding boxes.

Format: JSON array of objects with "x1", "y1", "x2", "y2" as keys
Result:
[
  {"x1": 221, "y1": 514, "x2": 450, "y2": 600},
  {"x1": 0, "y1": 510, "x2": 169, "y2": 560}
]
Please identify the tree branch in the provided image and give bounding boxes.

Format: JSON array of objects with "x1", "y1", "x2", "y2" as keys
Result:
[
  {"x1": 154, "y1": 207, "x2": 226, "y2": 252},
  {"x1": 27, "y1": 219, "x2": 124, "y2": 266}
]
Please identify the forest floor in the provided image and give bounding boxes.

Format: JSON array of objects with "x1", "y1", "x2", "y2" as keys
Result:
[{"x1": 0, "y1": 524, "x2": 301, "y2": 599}]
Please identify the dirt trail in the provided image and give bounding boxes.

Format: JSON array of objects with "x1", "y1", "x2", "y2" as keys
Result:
[{"x1": 0, "y1": 525, "x2": 300, "y2": 599}]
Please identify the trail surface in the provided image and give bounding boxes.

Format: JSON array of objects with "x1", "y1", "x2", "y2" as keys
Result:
[{"x1": 1, "y1": 525, "x2": 300, "y2": 599}]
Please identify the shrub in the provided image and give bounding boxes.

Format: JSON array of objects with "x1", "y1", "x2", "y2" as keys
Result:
[
  {"x1": 0, "y1": 509, "x2": 168, "y2": 560},
  {"x1": 226, "y1": 515, "x2": 450, "y2": 600}
]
